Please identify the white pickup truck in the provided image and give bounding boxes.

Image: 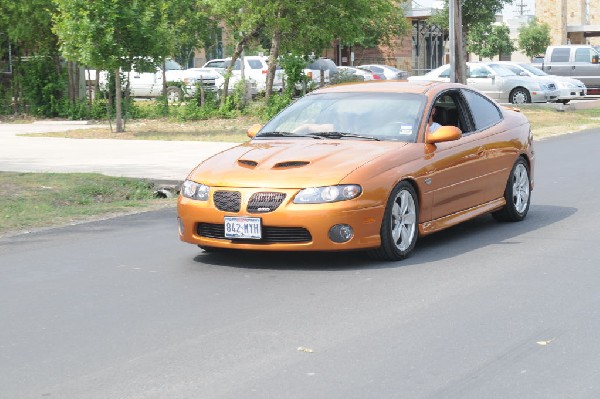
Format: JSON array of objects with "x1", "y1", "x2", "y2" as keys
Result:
[{"x1": 88, "y1": 59, "x2": 222, "y2": 100}]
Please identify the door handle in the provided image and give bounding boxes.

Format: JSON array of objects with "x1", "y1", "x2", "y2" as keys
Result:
[{"x1": 477, "y1": 146, "x2": 486, "y2": 157}]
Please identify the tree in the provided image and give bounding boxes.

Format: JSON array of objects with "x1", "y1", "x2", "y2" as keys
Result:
[
  {"x1": 518, "y1": 17, "x2": 551, "y2": 59},
  {"x1": 467, "y1": 23, "x2": 515, "y2": 60},
  {"x1": 263, "y1": 0, "x2": 409, "y2": 98},
  {"x1": 52, "y1": 0, "x2": 175, "y2": 132},
  {"x1": 0, "y1": 0, "x2": 63, "y2": 112}
]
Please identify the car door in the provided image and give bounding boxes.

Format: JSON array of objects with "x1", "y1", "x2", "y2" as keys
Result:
[
  {"x1": 128, "y1": 68, "x2": 158, "y2": 97},
  {"x1": 466, "y1": 64, "x2": 501, "y2": 99},
  {"x1": 421, "y1": 90, "x2": 490, "y2": 221}
]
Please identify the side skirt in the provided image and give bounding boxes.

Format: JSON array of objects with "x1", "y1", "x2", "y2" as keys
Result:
[{"x1": 418, "y1": 198, "x2": 506, "y2": 236}]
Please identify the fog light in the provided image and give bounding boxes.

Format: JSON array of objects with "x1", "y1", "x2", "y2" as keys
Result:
[
  {"x1": 178, "y1": 217, "x2": 185, "y2": 235},
  {"x1": 329, "y1": 224, "x2": 354, "y2": 243}
]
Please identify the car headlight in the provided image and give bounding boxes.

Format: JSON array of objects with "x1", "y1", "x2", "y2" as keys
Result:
[
  {"x1": 294, "y1": 185, "x2": 362, "y2": 204},
  {"x1": 181, "y1": 180, "x2": 210, "y2": 201},
  {"x1": 555, "y1": 81, "x2": 577, "y2": 89},
  {"x1": 539, "y1": 83, "x2": 553, "y2": 91}
]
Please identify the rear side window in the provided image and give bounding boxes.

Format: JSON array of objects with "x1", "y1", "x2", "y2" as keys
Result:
[
  {"x1": 461, "y1": 89, "x2": 502, "y2": 131},
  {"x1": 550, "y1": 48, "x2": 570, "y2": 62}
]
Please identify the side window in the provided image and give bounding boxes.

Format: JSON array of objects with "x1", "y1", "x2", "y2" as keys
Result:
[
  {"x1": 247, "y1": 60, "x2": 263, "y2": 69},
  {"x1": 430, "y1": 91, "x2": 473, "y2": 134},
  {"x1": 574, "y1": 48, "x2": 591, "y2": 63},
  {"x1": 461, "y1": 89, "x2": 502, "y2": 131},
  {"x1": 468, "y1": 65, "x2": 490, "y2": 78},
  {"x1": 550, "y1": 48, "x2": 571, "y2": 62},
  {"x1": 439, "y1": 67, "x2": 450, "y2": 78}
]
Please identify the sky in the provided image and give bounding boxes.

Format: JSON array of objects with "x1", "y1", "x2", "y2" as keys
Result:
[{"x1": 413, "y1": 0, "x2": 536, "y2": 19}]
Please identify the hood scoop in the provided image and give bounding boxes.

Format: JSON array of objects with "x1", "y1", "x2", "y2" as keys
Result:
[
  {"x1": 273, "y1": 161, "x2": 310, "y2": 168},
  {"x1": 238, "y1": 159, "x2": 258, "y2": 168}
]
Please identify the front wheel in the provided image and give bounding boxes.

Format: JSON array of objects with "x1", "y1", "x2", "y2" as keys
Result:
[
  {"x1": 510, "y1": 87, "x2": 531, "y2": 104},
  {"x1": 166, "y1": 86, "x2": 183, "y2": 102},
  {"x1": 369, "y1": 181, "x2": 419, "y2": 261},
  {"x1": 493, "y1": 157, "x2": 531, "y2": 222}
]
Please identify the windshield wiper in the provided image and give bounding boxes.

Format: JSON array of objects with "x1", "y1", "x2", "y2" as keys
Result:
[
  {"x1": 307, "y1": 131, "x2": 381, "y2": 141},
  {"x1": 257, "y1": 131, "x2": 323, "y2": 139}
]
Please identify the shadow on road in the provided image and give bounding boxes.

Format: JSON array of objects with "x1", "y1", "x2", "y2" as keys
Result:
[{"x1": 196, "y1": 204, "x2": 576, "y2": 271}]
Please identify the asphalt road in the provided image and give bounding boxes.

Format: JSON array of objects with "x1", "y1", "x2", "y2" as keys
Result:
[{"x1": 1, "y1": 130, "x2": 600, "y2": 398}]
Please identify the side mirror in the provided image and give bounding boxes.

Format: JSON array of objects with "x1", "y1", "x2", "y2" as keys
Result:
[
  {"x1": 592, "y1": 55, "x2": 599, "y2": 64},
  {"x1": 247, "y1": 123, "x2": 262, "y2": 138},
  {"x1": 426, "y1": 125, "x2": 462, "y2": 144}
]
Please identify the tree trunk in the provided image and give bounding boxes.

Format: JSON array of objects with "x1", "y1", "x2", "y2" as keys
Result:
[
  {"x1": 265, "y1": 29, "x2": 282, "y2": 100},
  {"x1": 115, "y1": 68, "x2": 124, "y2": 133},
  {"x1": 220, "y1": 25, "x2": 263, "y2": 108},
  {"x1": 67, "y1": 62, "x2": 75, "y2": 103}
]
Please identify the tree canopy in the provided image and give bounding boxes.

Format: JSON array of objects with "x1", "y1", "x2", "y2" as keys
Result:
[
  {"x1": 518, "y1": 17, "x2": 551, "y2": 58},
  {"x1": 467, "y1": 23, "x2": 515, "y2": 60}
]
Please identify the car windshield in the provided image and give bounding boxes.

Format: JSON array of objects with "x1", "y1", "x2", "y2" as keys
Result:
[
  {"x1": 518, "y1": 63, "x2": 548, "y2": 76},
  {"x1": 165, "y1": 59, "x2": 183, "y2": 71},
  {"x1": 487, "y1": 64, "x2": 516, "y2": 76},
  {"x1": 258, "y1": 92, "x2": 425, "y2": 142}
]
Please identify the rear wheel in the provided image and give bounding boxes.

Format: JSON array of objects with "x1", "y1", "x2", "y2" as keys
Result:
[
  {"x1": 369, "y1": 181, "x2": 418, "y2": 261},
  {"x1": 493, "y1": 157, "x2": 531, "y2": 222},
  {"x1": 510, "y1": 87, "x2": 531, "y2": 104}
]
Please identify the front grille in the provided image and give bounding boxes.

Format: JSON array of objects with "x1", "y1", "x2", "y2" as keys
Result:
[
  {"x1": 213, "y1": 191, "x2": 241, "y2": 212},
  {"x1": 247, "y1": 192, "x2": 286, "y2": 213},
  {"x1": 197, "y1": 223, "x2": 312, "y2": 243}
]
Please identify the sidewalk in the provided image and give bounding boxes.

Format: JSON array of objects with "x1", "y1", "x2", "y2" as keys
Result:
[{"x1": 0, "y1": 121, "x2": 237, "y2": 183}]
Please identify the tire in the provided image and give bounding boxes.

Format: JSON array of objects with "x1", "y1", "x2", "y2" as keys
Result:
[
  {"x1": 166, "y1": 86, "x2": 182, "y2": 102},
  {"x1": 510, "y1": 87, "x2": 531, "y2": 104},
  {"x1": 369, "y1": 181, "x2": 419, "y2": 261},
  {"x1": 492, "y1": 157, "x2": 531, "y2": 222}
]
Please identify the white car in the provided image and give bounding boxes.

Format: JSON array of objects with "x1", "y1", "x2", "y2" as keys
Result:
[
  {"x1": 489, "y1": 61, "x2": 587, "y2": 104},
  {"x1": 358, "y1": 64, "x2": 408, "y2": 80},
  {"x1": 203, "y1": 56, "x2": 283, "y2": 95},
  {"x1": 408, "y1": 62, "x2": 560, "y2": 104}
]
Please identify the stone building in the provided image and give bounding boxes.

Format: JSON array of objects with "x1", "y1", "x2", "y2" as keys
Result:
[{"x1": 535, "y1": 0, "x2": 600, "y2": 45}]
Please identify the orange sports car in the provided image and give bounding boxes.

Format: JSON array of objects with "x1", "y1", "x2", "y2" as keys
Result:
[{"x1": 177, "y1": 81, "x2": 534, "y2": 261}]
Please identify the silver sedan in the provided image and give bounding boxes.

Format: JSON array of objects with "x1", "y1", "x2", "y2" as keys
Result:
[{"x1": 408, "y1": 62, "x2": 560, "y2": 104}]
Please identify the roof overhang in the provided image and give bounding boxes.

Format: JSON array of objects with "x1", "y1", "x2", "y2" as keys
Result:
[{"x1": 567, "y1": 25, "x2": 600, "y2": 37}]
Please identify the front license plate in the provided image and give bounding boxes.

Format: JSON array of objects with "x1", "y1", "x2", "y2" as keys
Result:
[{"x1": 224, "y1": 216, "x2": 262, "y2": 239}]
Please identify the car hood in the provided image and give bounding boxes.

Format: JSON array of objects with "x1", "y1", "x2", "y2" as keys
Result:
[{"x1": 187, "y1": 139, "x2": 408, "y2": 188}]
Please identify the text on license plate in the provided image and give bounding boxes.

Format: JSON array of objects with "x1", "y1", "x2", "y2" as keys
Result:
[{"x1": 224, "y1": 216, "x2": 262, "y2": 239}]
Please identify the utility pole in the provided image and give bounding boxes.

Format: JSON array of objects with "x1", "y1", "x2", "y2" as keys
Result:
[
  {"x1": 514, "y1": 0, "x2": 531, "y2": 16},
  {"x1": 449, "y1": 0, "x2": 466, "y2": 84}
]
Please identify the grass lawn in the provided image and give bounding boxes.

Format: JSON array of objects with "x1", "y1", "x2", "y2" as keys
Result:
[{"x1": 0, "y1": 172, "x2": 175, "y2": 237}]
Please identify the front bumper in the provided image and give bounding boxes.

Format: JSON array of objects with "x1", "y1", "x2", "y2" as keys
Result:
[
  {"x1": 531, "y1": 88, "x2": 561, "y2": 103},
  {"x1": 177, "y1": 188, "x2": 385, "y2": 252}
]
